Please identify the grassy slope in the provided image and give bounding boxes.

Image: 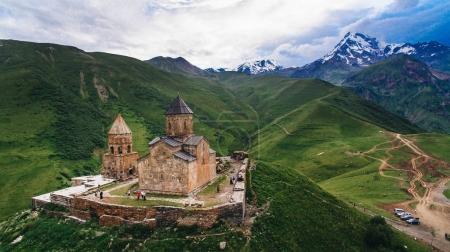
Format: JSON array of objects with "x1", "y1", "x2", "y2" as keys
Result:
[
  {"x1": 444, "y1": 186, "x2": 450, "y2": 200},
  {"x1": 0, "y1": 40, "x2": 255, "y2": 220},
  {"x1": 408, "y1": 133, "x2": 450, "y2": 163},
  {"x1": 218, "y1": 74, "x2": 423, "y2": 214}
]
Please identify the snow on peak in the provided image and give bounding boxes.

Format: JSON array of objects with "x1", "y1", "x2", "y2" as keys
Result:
[
  {"x1": 235, "y1": 59, "x2": 283, "y2": 74},
  {"x1": 319, "y1": 32, "x2": 448, "y2": 67},
  {"x1": 320, "y1": 32, "x2": 383, "y2": 66},
  {"x1": 204, "y1": 67, "x2": 231, "y2": 73},
  {"x1": 384, "y1": 43, "x2": 416, "y2": 56}
]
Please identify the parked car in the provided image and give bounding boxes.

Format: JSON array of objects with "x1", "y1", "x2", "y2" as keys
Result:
[
  {"x1": 395, "y1": 211, "x2": 405, "y2": 217},
  {"x1": 394, "y1": 208, "x2": 404, "y2": 216},
  {"x1": 398, "y1": 212, "x2": 411, "y2": 218},
  {"x1": 406, "y1": 218, "x2": 420, "y2": 225},
  {"x1": 401, "y1": 214, "x2": 414, "y2": 221},
  {"x1": 394, "y1": 208, "x2": 404, "y2": 213}
]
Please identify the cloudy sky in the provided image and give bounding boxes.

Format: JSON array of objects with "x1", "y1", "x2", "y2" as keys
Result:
[{"x1": 0, "y1": 0, "x2": 449, "y2": 68}]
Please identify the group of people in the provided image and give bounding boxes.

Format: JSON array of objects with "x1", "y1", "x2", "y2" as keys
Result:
[
  {"x1": 127, "y1": 190, "x2": 146, "y2": 200},
  {"x1": 94, "y1": 190, "x2": 104, "y2": 200}
]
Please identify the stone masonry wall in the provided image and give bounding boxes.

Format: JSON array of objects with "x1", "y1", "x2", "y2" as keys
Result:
[
  {"x1": 138, "y1": 142, "x2": 191, "y2": 195},
  {"x1": 70, "y1": 197, "x2": 243, "y2": 228}
]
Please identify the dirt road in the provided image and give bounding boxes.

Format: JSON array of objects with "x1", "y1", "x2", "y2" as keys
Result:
[{"x1": 360, "y1": 133, "x2": 450, "y2": 251}]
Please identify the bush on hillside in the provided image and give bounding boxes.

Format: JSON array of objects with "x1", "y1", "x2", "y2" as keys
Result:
[
  {"x1": 365, "y1": 216, "x2": 391, "y2": 247},
  {"x1": 118, "y1": 224, "x2": 153, "y2": 239}
]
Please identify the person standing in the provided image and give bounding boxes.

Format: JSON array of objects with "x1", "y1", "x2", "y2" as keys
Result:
[
  {"x1": 142, "y1": 191, "x2": 146, "y2": 201},
  {"x1": 100, "y1": 191, "x2": 103, "y2": 200}
]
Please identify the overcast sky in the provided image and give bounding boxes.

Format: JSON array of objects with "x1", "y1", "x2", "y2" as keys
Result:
[{"x1": 0, "y1": 0, "x2": 449, "y2": 68}]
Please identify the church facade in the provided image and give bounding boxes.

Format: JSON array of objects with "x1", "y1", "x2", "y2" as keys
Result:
[{"x1": 101, "y1": 96, "x2": 217, "y2": 196}]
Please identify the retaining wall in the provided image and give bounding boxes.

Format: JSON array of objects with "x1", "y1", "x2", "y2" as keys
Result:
[{"x1": 70, "y1": 197, "x2": 243, "y2": 228}]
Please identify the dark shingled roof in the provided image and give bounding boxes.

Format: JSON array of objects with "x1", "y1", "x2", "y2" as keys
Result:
[
  {"x1": 163, "y1": 137, "x2": 183, "y2": 147},
  {"x1": 183, "y1": 135, "x2": 203, "y2": 146},
  {"x1": 173, "y1": 151, "x2": 196, "y2": 162},
  {"x1": 165, "y1": 95, "x2": 193, "y2": 115},
  {"x1": 148, "y1": 137, "x2": 161, "y2": 145},
  {"x1": 148, "y1": 136, "x2": 183, "y2": 147}
]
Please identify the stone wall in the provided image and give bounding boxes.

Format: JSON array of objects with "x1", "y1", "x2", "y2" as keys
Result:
[
  {"x1": 50, "y1": 194, "x2": 72, "y2": 207},
  {"x1": 102, "y1": 151, "x2": 139, "y2": 180},
  {"x1": 138, "y1": 138, "x2": 217, "y2": 196},
  {"x1": 192, "y1": 139, "x2": 216, "y2": 189},
  {"x1": 70, "y1": 197, "x2": 243, "y2": 229},
  {"x1": 138, "y1": 142, "x2": 191, "y2": 195}
]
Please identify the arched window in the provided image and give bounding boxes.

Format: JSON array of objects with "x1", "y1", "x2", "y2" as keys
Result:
[
  {"x1": 127, "y1": 145, "x2": 131, "y2": 153},
  {"x1": 160, "y1": 174, "x2": 164, "y2": 181},
  {"x1": 110, "y1": 146, "x2": 114, "y2": 154},
  {"x1": 168, "y1": 122, "x2": 171, "y2": 130},
  {"x1": 118, "y1": 146, "x2": 122, "y2": 154},
  {"x1": 184, "y1": 121, "x2": 187, "y2": 130}
]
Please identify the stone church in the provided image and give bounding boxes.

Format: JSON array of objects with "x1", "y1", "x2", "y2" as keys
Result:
[{"x1": 102, "y1": 96, "x2": 217, "y2": 196}]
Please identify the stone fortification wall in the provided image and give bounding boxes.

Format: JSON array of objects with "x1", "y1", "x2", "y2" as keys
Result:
[{"x1": 70, "y1": 197, "x2": 243, "y2": 228}]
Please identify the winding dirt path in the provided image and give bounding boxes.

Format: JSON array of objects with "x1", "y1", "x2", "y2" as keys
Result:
[{"x1": 359, "y1": 133, "x2": 450, "y2": 251}]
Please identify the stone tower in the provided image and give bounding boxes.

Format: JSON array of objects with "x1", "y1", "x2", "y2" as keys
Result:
[
  {"x1": 165, "y1": 95, "x2": 194, "y2": 139},
  {"x1": 102, "y1": 114, "x2": 139, "y2": 180}
]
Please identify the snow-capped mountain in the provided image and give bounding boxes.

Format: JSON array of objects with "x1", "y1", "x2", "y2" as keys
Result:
[
  {"x1": 204, "y1": 32, "x2": 449, "y2": 80},
  {"x1": 234, "y1": 59, "x2": 283, "y2": 74},
  {"x1": 316, "y1": 32, "x2": 450, "y2": 68},
  {"x1": 320, "y1": 32, "x2": 384, "y2": 66},
  {"x1": 289, "y1": 32, "x2": 450, "y2": 83},
  {"x1": 206, "y1": 59, "x2": 283, "y2": 75},
  {"x1": 204, "y1": 67, "x2": 231, "y2": 73},
  {"x1": 385, "y1": 41, "x2": 450, "y2": 66}
]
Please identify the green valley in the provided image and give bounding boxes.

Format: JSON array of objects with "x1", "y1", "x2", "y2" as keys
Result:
[{"x1": 0, "y1": 40, "x2": 448, "y2": 251}]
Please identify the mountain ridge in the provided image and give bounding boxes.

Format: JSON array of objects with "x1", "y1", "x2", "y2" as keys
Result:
[
  {"x1": 343, "y1": 54, "x2": 450, "y2": 133},
  {"x1": 288, "y1": 32, "x2": 450, "y2": 83},
  {"x1": 204, "y1": 32, "x2": 450, "y2": 83},
  {"x1": 146, "y1": 56, "x2": 211, "y2": 77}
]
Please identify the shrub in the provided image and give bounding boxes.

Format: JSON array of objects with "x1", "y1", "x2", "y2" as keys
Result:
[
  {"x1": 364, "y1": 216, "x2": 394, "y2": 249},
  {"x1": 119, "y1": 224, "x2": 152, "y2": 239}
]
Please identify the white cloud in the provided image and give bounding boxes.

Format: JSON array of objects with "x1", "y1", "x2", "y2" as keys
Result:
[{"x1": 0, "y1": 0, "x2": 422, "y2": 68}]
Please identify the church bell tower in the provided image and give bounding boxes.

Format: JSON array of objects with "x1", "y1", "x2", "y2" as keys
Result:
[
  {"x1": 102, "y1": 114, "x2": 139, "y2": 180},
  {"x1": 165, "y1": 95, "x2": 194, "y2": 139}
]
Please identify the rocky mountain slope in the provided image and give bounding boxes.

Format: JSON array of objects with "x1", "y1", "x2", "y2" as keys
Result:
[
  {"x1": 385, "y1": 41, "x2": 450, "y2": 72},
  {"x1": 283, "y1": 32, "x2": 450, "y2": 84},
  {"x1": 234, "y1": 59, "x2": 283, "y2": 74},
  {"x1": 205, "y1": 32, "x2": 449, "y2": 84},
  {"x1": 205, "y1": 59, "x2": 283, "y2": 75},
  {"x1": 343, "y1": 54, "x2": 450, "y2": 133},
  {"x1": 146, "y1": 56, "x2": 210, "y2": 77}
]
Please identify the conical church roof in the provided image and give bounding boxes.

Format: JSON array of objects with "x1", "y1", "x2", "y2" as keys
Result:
[
  {"x1": 165, "y1": 95, "x2": 193, "y2": 115},
  {"x1": 108, "y1": 114, "x2": 132, "y2": 134}
]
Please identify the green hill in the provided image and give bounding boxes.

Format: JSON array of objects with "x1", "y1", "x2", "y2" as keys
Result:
[
  {"x1": 218, "y1": 74, "x2": 426, "y2": 215},
  {"x1": 0, "y1": 39, "x2": 255, "y2": 219},
  {"x1": 146, "y1": 56, "x2": 211, "y2": 77},
  {"x1": 343, "y1": 54, "x2": 450, "y2": 134},
  {"x1": 0, "y1": 40, "x2": 434, "y2": 251}
]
